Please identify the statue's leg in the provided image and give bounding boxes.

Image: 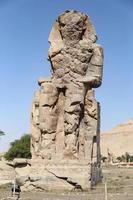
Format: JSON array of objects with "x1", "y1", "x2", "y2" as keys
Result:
[
  {"x1": 38, "y1": 82, "x2": 59, "y2": 159},
  {"x1": 31, "y1": 125, "x2": 41, "y2": 158},
  {"x1": 64, "y1": 84, "x2": 85, "y2": 158},
  {"x1": 83, "y1": 90, "x2": 99, "y2": 162}
]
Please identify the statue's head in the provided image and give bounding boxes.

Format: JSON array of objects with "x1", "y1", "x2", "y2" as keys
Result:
[
  {"x1": 57, "y1": 11, "x2": 96, "y2": 41},
  {"x1": 58, "y1": 10, "x2": 86, "y2": 42},
  {"x1": 48, "y1": 10, "x2": 97, "y2": 55}
]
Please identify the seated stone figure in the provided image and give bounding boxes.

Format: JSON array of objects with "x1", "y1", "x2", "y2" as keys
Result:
[{"x1": 31, "y1": 10, "x2": 103, "y2": 161}]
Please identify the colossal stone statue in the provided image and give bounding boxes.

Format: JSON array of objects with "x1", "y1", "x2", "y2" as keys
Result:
[{"x1": 29, "y1": 10, "x2": 104, "y2": 191}]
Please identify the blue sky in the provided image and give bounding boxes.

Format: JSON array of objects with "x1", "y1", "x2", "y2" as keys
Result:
[{"x1": 0, "y1": 0, "x2": 133, "y2": 152}]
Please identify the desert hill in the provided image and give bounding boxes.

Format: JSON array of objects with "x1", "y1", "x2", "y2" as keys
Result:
[{"x1": 101, "y1": 119, "x2": 133, "y2": 157}]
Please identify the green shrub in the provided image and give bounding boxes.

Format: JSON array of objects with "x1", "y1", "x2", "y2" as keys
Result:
[{"x1": 4, "y1": 134, "x2": 31, "y2": 161}]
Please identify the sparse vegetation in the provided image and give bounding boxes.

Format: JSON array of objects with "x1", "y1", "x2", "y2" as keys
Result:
[{"x1": 117, "y1": 152, "x2": 133, "y2": 162}]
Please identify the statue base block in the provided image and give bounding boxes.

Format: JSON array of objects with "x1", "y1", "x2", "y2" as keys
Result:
[{"x1": 17, "y1": 159, "x2": 102, "y2": 192}]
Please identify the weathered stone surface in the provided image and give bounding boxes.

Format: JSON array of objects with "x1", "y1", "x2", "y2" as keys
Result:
[
  {"x1": 20, "y1": 159, "x2": 91, "y2": 191},
  {"x1": 8, "y1": 159, "x2": 31, "y2": 187},
  {"x1": 0, "y1": 161, "x2": 15, "y2": 185},
  {"x1": 23, "y1": 10, "x2": 104, "y2": 191}
]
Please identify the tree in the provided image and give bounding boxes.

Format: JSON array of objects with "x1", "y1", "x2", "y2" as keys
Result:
[
  {"x1": 117, "y1": 152, "x2": 133, "y2": 163},
  {"x1": 125, "y1": 152, "x2": 130, "y2": 162},
  {"x1": 117, "y1": 154, "x2": 126, "y2": 162},
  {"x1": 0, "y1": 130, "x2": 5, "y2": 137},
  {"x1": 4, "y1": 134, "x2": 31, "y2": 161},
  {"x1": 101, "y1": 155, "x2": 107, "y2": 162}
]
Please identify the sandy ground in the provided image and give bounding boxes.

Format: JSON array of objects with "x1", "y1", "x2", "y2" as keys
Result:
[{"x1": 1, "y1": 166, "x2": 133, "y2": 200}]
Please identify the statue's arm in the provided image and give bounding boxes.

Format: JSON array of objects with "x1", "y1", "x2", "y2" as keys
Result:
[
  {"x1": 81, "y1": 44, "x2": 103, "y2": 88},
  {"x1": 89, "y1": 44, "x2": 104, "y2": 88}
]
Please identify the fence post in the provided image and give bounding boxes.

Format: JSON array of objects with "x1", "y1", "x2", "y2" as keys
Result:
[{"x1": 105, "y1": 179, "x2": 108, "y2": 200}]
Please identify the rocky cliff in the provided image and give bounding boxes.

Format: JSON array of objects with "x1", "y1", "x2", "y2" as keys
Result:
[{"x1": 101, "y1": 119, "x2": 133, "y2": 157}]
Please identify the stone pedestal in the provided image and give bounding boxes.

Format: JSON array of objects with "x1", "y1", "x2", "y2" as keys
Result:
[
  {"x1": 15, "y1": 158, "x2": 102, "y2": 192},
  {"x1": 21, "y1": 159, "x2": 90, "y2": 191}
]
